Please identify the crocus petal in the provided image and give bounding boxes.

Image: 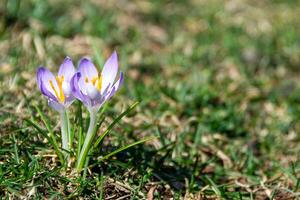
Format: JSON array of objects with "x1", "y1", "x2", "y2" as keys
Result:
[
  {"x1": 113, "y1": 71, "x2": 124, "y2": 91},
  {"x1": 71, "y1": 72, "x2": 91, "y2": 106},
  {"x1": 101, "y1": 51, "x2": 118, "y2": 94},
  {"x1": 58, "y1": 57, "x2": 76, "y2": 82},
  {"x1": 90, "y1": 85, "x2": 111, "y2": 112},
  {"x1": 36, "y1": 67, "x2": 43, "y2": 90},
  {"x1": 71, "y1": 72, "x2": 84, "y2": 101},
  {"x1": 65, "y1": 96, "x2": 75, "y2": 107},
  {"x1": 94, "y1": 83, "x2": 111, "y2": 105},
  {"x1": 36, "y1": 67, "x2": 59, "y2": 99},
  {"x1": 106, "y1": 86, "x2": 116, "y2": 100},
  {"x1": 62, "y1": 81, "x2": 72, "y2": 97},
  {"x1": 105, "y1": 72, "x2": 123, "y2": 100},
  {"x1": 40, "y1": 78, "x2": 58, "y2": 102},
  {"x1": 78, "y1": 76, "x2": 88, "y2": 95},
  {"x1": 48, "y1": 99, "x2": 65, "y2": 112},
  {"x1": 78, "y1": 58, "x2": 98, "y2": 80},
  {"x1": 86, "y1": 84, "x2": 100, "y2": 99}
]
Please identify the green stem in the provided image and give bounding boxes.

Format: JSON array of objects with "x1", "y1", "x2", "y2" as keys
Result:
[
  {"x1": 67, "y1": 111, "x2": 72, "y2": 150},
  {"x1": 76, "y1": 111, "x2": 97, "y2": 171},
  {"x1": 61, "y1": 110, "x2": 69, "y2": 154}
]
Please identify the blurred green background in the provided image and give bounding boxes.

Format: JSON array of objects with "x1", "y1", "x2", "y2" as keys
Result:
[{"x1": 1, "y1": 0, "x2": 300, "y2": 199}]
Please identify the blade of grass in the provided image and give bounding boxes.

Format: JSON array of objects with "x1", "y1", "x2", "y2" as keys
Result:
[
  {"x1": 24, "y1": 118, "x2": 49, "y2": 140},
  {"x1": 25, "y1": 118, "x2": 64, "y2": 165},
  {"x1": 156, "y1": 126, "x2": 166, "y2": 146},
  {"x1": 34, "y1": 105, "x2": 58, "y2": 147},
  {"x1": 191, "y1": 123, "x2": 203, "y2": 156},
  {"x1": 98, "y1": 171, "x2": 104, "y2": 200},
  {"x1": 76, "y1": 101, "x2": 83, "y2": 129},
  {"x1": 98, "y1": 101, "x2": 109, "y2": 117},
  {"x1": 205, "y1": 175, "x2": 222, "y2": 197},
  {"x1": 131, "y1": 173, "x2": 146, "y2": 200},
  {"x1": 12, "y1": 134, "x2": 19, "y2": 164},
  {"x1": 76, "y1": 126, "x2": 83, "y2": 159},
  {"x1": 93, "y1": 101, "x2": 139, "y2": 148},
  {"x1": 34, "y1": 105, "x2": 65, "y2": 165},
  {"x1": 82, "y1": 156, "x2": 90, "y2": 180},
  {"x1": 295, "y1": 178, "x2": 300, "y2": 191},
  {"x1": 94, "y1": 136, "x2": 157, "y2": 164},
  {"x1": 70, "y1": 125, "x2": 75, "y2": 155}
]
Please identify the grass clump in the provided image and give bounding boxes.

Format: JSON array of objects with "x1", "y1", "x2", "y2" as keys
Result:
[{"x1": 1, "y1": 0, "x2": 300, "y2": 199}]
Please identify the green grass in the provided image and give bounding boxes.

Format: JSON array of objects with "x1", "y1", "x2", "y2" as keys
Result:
[{"x1": 1, "y1": 0, "x2": 300, "y2": 199}]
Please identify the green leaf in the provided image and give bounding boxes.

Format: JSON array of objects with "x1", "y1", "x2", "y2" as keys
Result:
[
  {"x1": 205, "y1": 175, "x2": 222, "y2": 197},
  {"x1": 25, "y1": 117, "x2": 64, "y2": 165},
  {"x1": 95, "y1": 136, "x2": 157, "y2": 164},
  {"x1": 93, "y1": 101, "x2": 139, "y2": 148},
  {"x1": 33, "y1": 105, "x2": 65, "y2": 165},
  {"x1": 24, "y1": 118, "x2": 50, "y2": 140}
]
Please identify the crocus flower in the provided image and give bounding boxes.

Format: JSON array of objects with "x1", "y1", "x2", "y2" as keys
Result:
[
  {"x1": 72, "y1": 51, "x2": 123, "y2": 171},
  {"x1": 71, "y1": 51, "x2": 123, "y2": 113},
  {"x1": 37, "y1": 57, "x2": 76, "y2": 153},
  {"x1": 37, "y1": 57, "x2": 76, "y2": 112}
]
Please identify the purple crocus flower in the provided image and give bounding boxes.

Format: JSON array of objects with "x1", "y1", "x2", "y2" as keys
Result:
[
  {"x1": 36, "y1": 57, "x2": 76, "y2": 112},
  {"x1": 71, "y1": 51, "x2": 123, "y2": 113}
]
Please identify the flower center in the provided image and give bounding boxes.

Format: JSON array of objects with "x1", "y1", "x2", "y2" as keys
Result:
[
  {"x1": 85, "y1": 75, "x2": 102, "y2": 91},
  {"x1": 49, "y1": 76, "x2": 65, "y2": 103}
]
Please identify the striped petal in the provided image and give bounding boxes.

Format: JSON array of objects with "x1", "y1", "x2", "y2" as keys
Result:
[
  {"x1": 106, "y1": 72, "x2": 123, "y2": 100},
  {"x1": 78, "y1": 58, "x2": 98, "y2": 80},
  {"x1": 101, "y1": 51, "x2": 118, "y2": 94},
  {"x1": 58, "y1": 56, "x2": 76, "y2": 82},
  {"x1": 37, "y1": 67, "x2": 59, "y2": 100},
  {"x1": 71, "y1": 72, "x2": 91, "y2": 106}
]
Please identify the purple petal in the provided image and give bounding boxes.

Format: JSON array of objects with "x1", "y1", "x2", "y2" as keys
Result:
[
  {"x1": 106, "y1": 86, "x2": 116, "y2": 100},
  {"x1": 71, "y1": 72, "x2": 91, "y2": 106},
  {"x1": 94, "y1": 83, "x2": 111, "y2": 106},
  {"x1": 78, "y1": 75, "x2": 88, "y2": 95},
  {"x1": 64, "y1": 95, "x2": 75, "y2": 107},
  {"x1": 105, "y1": 72, "x2": 123, "y2": 101},
  {"x1": 86, "y1": 84, "x2": 101, "y2": 100},
  {"x1": 58, "y1": 56, "x2": 76, "y2": 82},
  {"x1": 113, "y1": 71, "x2": 124, "y2": 91},
  {"x1": 40, "y1": 78, "x2": 58, "y2": 102},
  {"x1": 70, "y1": 73, "x2": 84, "y2": 101},
  {"x1": 78, "y1": 58, "x2": 98, "y2": 80},
  {"x1": 36, "y1": 67, "x2": 58, "y2": 100},
  {"x1": 48, "y1": 99, "x2": 65, "y2": 112},
  {"x1": 36, "y1": 67, "x2": 43, "y2": 90},
  {"x1": 101, "y1": 51, "x2": 118, "y2": 93}
]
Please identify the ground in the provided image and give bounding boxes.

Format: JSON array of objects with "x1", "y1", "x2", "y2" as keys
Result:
[{"x1": 1, "y1": 0, "x2": 300, "y2": 199}]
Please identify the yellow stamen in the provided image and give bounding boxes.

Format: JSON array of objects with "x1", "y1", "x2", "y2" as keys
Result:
[
  {"x1": 49, "y1": 80, "x2": 60, "y2": 100},
  {"x1": 91, "y1": 75, "x2": 102, "y2": 91},
  {"x1": 97, "y1": 75, "x2": 102, "y2": 91},
  {"x1": 56, "y1": 76, "x2": 65, "y2": 102},
  {"x1": 49, "y1": 76, "x2": 65, "y2": 103},
  {"x1": 91, "y1": 77, "x2": 97, "y2": 85}
]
